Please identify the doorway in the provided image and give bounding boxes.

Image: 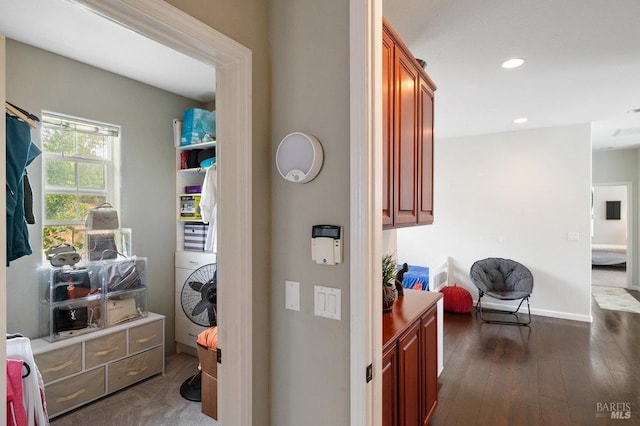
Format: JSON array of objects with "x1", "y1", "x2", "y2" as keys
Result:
[
  {"x1": 591, "y1": 183, "x2": 631, "y2": 289},
  {"x1": 0, "y1": 0, "x2": 254, "y2": 423}
]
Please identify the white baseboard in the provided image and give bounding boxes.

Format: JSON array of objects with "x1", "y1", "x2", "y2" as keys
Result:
[{"x1": 476, "y1": 299, "x2": 592, "y2": 323}]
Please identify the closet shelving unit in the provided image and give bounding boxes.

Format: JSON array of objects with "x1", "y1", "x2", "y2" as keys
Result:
[{"x1": 175, "y1": 137, "x2": 216, "y2": 354}]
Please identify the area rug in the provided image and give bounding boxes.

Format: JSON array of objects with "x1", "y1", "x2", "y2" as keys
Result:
[{"x1": 592, "y1": 286, "x2": 640, "y2": 314}]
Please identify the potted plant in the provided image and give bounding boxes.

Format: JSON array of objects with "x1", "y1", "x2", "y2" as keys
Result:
[{"x1": 382, "y1": 254, "x2": 398, "y2": 312}]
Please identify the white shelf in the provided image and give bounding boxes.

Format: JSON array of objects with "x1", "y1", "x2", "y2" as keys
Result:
[{"x1": 177, "y1": 140, "x2": 216, "y2": 151}]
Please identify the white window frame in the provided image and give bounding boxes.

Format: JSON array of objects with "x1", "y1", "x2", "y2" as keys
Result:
[{"x1": 40, "y1": 112, "x2": 121, "y2": 251}]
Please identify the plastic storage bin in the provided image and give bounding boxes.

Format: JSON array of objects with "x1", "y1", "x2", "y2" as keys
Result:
[
  {"x1": 39, "y1": 257, "x2": 148, "y2": 341},
  {"x1": 85, "y1": 228, "x2": 132, "y2": 262}
]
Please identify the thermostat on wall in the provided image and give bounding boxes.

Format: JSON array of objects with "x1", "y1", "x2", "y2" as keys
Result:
[{"x1": 276, "y1": 132, "x2": 324, "y2": 183}]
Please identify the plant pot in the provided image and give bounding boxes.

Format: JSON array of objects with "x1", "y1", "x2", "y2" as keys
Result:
[{"x1": 383, "y1": 285, "x2": 397, "y2": 312}]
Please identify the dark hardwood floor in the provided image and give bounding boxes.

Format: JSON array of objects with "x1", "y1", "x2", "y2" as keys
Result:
[{"x1": 431, "y1": 294, "x2": 640, "y2": 425}]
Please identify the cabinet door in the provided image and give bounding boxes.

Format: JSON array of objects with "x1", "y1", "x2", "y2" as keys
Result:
[
  {"x1": 382, "y1": 344, "x2": 398, "y2": 426},
  {"x1": 420, "y1": 306, "x2": 438, "y2": 425},
  {"x1": 398, "y1": 321, "x2": 421, "y2": 425},
  {"x1": 393, "y1": 48, "x2": 419, "y2": 226},
  {"x1": 417, "y1": 79, "x2": 434, "y2": 225},
  {"x1": 382, "y1": 29, "x2": 395, "y2": 228}
]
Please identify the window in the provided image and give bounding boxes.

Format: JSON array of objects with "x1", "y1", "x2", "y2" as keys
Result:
[{"x1": 41, "y1": 112, "x2": 120, "y2": 254}]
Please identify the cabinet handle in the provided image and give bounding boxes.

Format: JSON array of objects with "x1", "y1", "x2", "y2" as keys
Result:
[
  {"x1": 126, "y1": 365, "x2": 148, "y2": 376},
  {"x1": 56, "y1": 389, "x2": 86, "y2": 403},
  {"x1": 136, "y1": 334, "x2": 157, "y2": 344},
  {"x1": 43, "y1": 360, "x2": 73, "y2": 373},
  {"x1": 188, "y1": 261, "x2": 199, "y2": 265},
  {"x1": 95, "y1": 347, "x2": 118, "y2": 357}
]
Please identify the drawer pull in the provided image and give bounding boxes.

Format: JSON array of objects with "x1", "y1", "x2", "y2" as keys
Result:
[
  {"x1": 56, "y1": 389, "x2": 86, "y2": 403},
  {"x1": 43, "y1": 360, "x2": 73, "y2": 373},
  {"x1": 126, "y1": 365, "x2": 148, "y2": 376},
  {"x1": 95, "y1": 347, "x2": 118, "y2": 357},
  {"x1": 136, "y1": 335, "x2": 157, "y2": 344}
]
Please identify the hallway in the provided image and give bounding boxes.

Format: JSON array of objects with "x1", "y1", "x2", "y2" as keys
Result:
[{"x1": 432, "y1": 296, "x2": 639, "y2": 425}]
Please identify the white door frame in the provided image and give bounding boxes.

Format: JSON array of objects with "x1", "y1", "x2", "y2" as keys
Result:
[
  {"x1": 1, "y1": 34, "x2": 8, "y2": 423},
  {"x1": 71, "y1": 1, "x2": 253, "y2": 423},
  {"x1": 349, "y1": 0, "x2": 382, "y2": 425}
]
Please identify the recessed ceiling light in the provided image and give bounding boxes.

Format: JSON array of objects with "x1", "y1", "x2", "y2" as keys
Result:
[
  {"x1": 513, "y1": 117, "x2": 528, "y2": 124},
  {"x1": 502, "y1": 58, "x2": 526, "y2": 69}
]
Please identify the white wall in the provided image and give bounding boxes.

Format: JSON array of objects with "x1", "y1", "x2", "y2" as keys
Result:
[
  {"x1": 270, "y1": 0, "x2": 351, "y2": 424},
  {"x1": 397, "y1": 124, "x2": 593, "y2": 321},
  {"x1": 592, "y1": 185, "x2": 627, "y2": 245}
]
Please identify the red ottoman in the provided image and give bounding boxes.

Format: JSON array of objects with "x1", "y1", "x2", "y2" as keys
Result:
[{"x1": 441, "y1": 284, "x2": 473, "y2": 313}]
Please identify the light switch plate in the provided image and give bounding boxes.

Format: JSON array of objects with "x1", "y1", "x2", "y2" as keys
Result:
[
  {"x1": 285, "y1": 280, "x2": 300, "y2": 311},
  {"x1": 314, "y1": 285, "x2": 341, "y2": 320}
]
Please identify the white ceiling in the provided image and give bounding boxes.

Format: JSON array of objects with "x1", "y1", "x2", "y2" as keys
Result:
[
  {"x1": 384, "y1": 0, "x2": 640, "y2": 150},
  {"x1": 2, "y1": 0, "x2": 640, "y2": 150},
  {"x1": 0, "y1": 0, "x2": 215, "y2": 103}
]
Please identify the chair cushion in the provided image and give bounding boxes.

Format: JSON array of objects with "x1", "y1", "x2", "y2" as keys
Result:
[
  {"x1": 441, "y1": 284, "x2": 473, "y2": 313},
  {"x1": 470, "y1": 257, "x2": 533, "y2": 300}
]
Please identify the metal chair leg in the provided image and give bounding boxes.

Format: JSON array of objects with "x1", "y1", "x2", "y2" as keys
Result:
[{"x1": 476, "y1": 294, "x2": 531, "y2": 326}]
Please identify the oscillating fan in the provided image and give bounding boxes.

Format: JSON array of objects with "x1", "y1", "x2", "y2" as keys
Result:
[{"x1": 179, "y1": 263, "x2": 217, "y2": 402}]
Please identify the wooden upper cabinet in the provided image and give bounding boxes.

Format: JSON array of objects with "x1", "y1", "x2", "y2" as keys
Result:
[
  {"x1": 382, "y1": 30, "x2": 394, "y2": 227},
  {"x1": 383, "y1": 19, "x2": 436, "y2": 229},
  {"x1": 418, "y1": 79, "x2": 434, "y2": 225},
  {"x1": 394, "y1": 49, "x2": 419, "y2": 226}
]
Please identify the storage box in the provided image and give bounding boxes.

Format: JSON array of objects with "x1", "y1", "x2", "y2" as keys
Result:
[
  {"x1": 184, "y1": 223, "x2": 208, "y2": 251},
  {"x1": 179, "y1": 196, "x2": 202, "y2": 220},
  {"x1": 180, "y1": 108, "x2": 216, "y2": 146},
  {"x1": 185, "y1": 185, "x2": 202, "y2": 194},
  {"x1": 197, "y1": 343, "x2": 217, "y2": 379},
  {"x1": 85, "y1": 228, "x2": 132, "y2": 262},
  {"x1": 197, "y1": 343, "x2": 217, "y2": 420}
]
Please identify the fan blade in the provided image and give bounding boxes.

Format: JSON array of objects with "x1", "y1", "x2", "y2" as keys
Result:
[
  {"x1": 191, "y1": 299, "x2": 210, "y2": 316},
  {"x1": 189, "y1": 281, "x2": 204, "y2": 292},
  {"x1": 207, "y1": 304, "x2": 217, "y2": 327}
]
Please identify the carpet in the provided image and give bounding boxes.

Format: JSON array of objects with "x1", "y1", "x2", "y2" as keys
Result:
[{"x1": 592, "y1": 286, "x2": 640, "y2": 314}]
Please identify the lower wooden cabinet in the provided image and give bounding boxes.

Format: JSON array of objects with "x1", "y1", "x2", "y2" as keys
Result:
[
  {"x1": 383, "y1": 291, "x2": 440, "y2": 426},
  {"x1": 32, "y1": 313, "x2": 165, "y2": 419},
  {"x1": 382, "y1": 345, "x2": 398, "y2": 426},
  {"x1": 420, "y1": 307, "x2": 438, "y2": 424}
]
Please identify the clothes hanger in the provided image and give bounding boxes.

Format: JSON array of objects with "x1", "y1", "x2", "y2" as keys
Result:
[
  {"x1": 5, "y1": 101, "x2": 39, "y2": 128},
  {"x1": 22, "y1": 361, "x2": 31, "y2": 378}
]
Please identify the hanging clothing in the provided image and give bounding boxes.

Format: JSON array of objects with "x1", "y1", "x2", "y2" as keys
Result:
[
  {"x1": 6, "y1": 336, "x2": 48, "y2": 426},
  {"x1": 199, "y1": 166, "x2": 217, "y2": 253},
  {"x1": 5, "y1": 114, "x2": 41, "y2": 264},
  {"x1": 6, "y1": 359, "x2": 28, "y2": 426}
]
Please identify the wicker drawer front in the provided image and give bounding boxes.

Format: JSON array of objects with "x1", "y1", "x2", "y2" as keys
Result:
[
  {"x1": 45, "y1": 367, "x2": 105, "y2": 416},
  {"x1": 108, "y1": 346, "x2": 163, "y2": 392},
  {"x1": 128, "y1": 320, "x2": 163, "y2": 353},
  {"x1": 34, "y1": 343, "x2": 82, "y2": 383},
  {"x1": 85, "y1": 331, "x2": 127, "y2": 369}
]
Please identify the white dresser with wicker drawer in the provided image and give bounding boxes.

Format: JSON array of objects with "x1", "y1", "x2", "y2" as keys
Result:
[{"x1": 31, "y1": 313, "x2": 165, "y2": 419}]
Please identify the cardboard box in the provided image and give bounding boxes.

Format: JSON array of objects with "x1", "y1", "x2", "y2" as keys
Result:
[
  {"x1": 197, "y1": 343, "x2": 217, "y2": 378},
  {"x1": 201, "y1": 371, "x2": 217, "y2": 420},
  {"x1": 198, "y1": 344, "x2": 217, "y2": 419}
]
